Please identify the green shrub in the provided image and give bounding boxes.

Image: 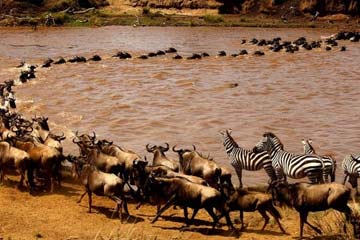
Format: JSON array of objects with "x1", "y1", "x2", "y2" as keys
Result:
[
  {"x1": 203, "y1": 14, "x2": 224, "y2": 24},
  {"x1": 142, "y1": 7, "x2": 150, "y2": 15}
]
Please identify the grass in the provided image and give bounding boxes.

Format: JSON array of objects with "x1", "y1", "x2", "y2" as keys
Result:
[{"x1": 1, "y1": 6, "x2": 357, "y2": 28}]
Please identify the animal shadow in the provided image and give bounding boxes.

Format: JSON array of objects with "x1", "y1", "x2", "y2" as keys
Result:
[
  {"x1": 30, "y1": 184, "x2": 79, "y2": 197},
  {"x1": 157, "y1": 225, "x2": 240, "y2": 238},
  {"x1": 241, "y1": 228, "x2": 288, "y2": 236},
  {"x1": 159, "y1": 215, "x2": 214, "y2": 227},
  {"x1": 309, "y1": 234, "x2": 348, "y2": 240},
  {"x1": 91, "y1": 205, "x2": 144, "y2": 224}
]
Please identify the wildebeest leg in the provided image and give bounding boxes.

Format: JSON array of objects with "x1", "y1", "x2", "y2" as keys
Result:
[
  {"x1": 343, "y1": 174, "x2": 348, "y2": 185},
  {"x1": 88, "y1": 191, "x2": 92, "y2": 213},
  {"x1": 268, "y1": 207, "x2": 286, "y2": 233},
  {"x1": 205, "y1": 207, "x2": 219, "y2": 229},
  {"x1": 336, "y1": 206, "x2": 352, "y2": 233},
  {"x1": 189, "y1": 208, "x2": 199, "y2": 224},
  {"x1": 123, "y1": 199, "x2": 129, "y2": 215},
  {"x1": 258, "y1": 209, "x2": 269, "y2": 231},
  {"x1": 216, "y1": 208, "x2": 235, "y2": 231},
  {"x1": 240, "y1": 210, "x2": 246, "y2": 230},
  {"x1": 0, "y1": 167, "x2": 4, "y2": 184},
  {"x1": 18, "y1": 171, "x2": 25, "y2": 189},
  {"x1": 151, "y1": 195, "x2": 177, "y2": 224},
  {"x1": 135, "y1": 201, "x2": 143, "y2": 210},
  {"x1": 235, "y1": 168, "x2": 243, "y2": 188},
  {"x1": 300, "y1": 211, "x2": 321, "y2": 236},
  {"x1": 77, "y1": 191, "x2": 87, "y2": 203},
  {"x1": 183, "y1": 207, "x2": 189, "y2": 224}
]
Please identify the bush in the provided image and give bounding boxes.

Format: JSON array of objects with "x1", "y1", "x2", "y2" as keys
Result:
[
  {"x1": 203, "y1": 14, "x2": 224, "y2": 24},
  {"x1": 142, "y1": 7, "x2": 150, "y2": 15}
]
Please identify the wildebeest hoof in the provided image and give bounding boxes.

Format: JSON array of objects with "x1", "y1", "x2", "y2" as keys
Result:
[{"x1": 240, "y1": 223, "x2": 248, "y2": 231}]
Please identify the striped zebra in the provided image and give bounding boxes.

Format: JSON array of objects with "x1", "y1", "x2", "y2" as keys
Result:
[
  {"x1": 342, "y1": 154, "x2": 360, "y2": 194},
  {"x1": 253, "y1": 132, "x2": 324, "y2": 184},
  {"x1": 219, "y1": 129, "x2": 276, "y2": 188},
  {"x1": 301, "y1": 138, "x2": 337, "y2": 183}
]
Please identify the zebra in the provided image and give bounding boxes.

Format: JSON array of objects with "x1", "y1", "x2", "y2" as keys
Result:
[
  {"x1": 219, "y1": 129, "x2": 276, "y2": 188},
  {"x1": 342, "y1": 154, "x2": 360, "y2": 194},
  {"x1": 301, "y1": 138, "x2": 336, "y2": 183},
  {"x1": 253, "y1": 132, "x2": 324, "y2": 184}
]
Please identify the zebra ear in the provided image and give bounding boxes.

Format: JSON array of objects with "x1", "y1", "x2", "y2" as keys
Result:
[
  {"x1": 227, "y1": 128, "x2": 232, "y2": 134},
  {"x1": 301, "y1": 139, "x2": 306, "y2": 144},
  {"x1": 308, "y1": 139, "x2": 313, "y2": 144}
]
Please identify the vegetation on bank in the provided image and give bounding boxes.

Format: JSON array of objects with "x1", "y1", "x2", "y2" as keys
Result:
[
  {"x1": 1, "y1": 8, "x2": 359, "y2": 28},
  {"x1": 0, "y1": 0, "x2": 359, "y2": 28}
]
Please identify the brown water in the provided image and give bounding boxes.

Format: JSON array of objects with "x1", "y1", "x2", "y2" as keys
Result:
[{"x1": 0, "y1": 26, "x2": 359, "y2": 185}]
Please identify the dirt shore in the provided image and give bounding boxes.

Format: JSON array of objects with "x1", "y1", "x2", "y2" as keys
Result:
[{"x1": 0, "y1": 175, "x2": 355, "y2": 240}]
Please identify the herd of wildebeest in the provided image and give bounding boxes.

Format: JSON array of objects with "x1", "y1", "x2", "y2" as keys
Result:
[{"x1": 0, "y1": 30, "x2": 360, "y2": 239}]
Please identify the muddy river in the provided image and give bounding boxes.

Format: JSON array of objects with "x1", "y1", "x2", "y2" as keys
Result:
[{"x1": 0, "y1": 26, "x2": 359, "y2": 185}]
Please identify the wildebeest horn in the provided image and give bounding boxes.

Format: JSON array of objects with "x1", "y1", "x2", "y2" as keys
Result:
[
  {"x1": 146, "y1": 144, "x2": 155, "y2": 152},
  {"x1": 192, "y1": 145, "x2": 196, "y2": 151},
  {"x1": 163, "y1": 143, "x2": 169, "y2": 152},
  {"x1": 92, "y1": 131, "x2": 96, "y2": 140},
  {"x1": 172, "y1": 145, "x2": 181, "y2": 153},
  {"x1": 72, "y1": 137, "x2": 81, "y2": 144}
]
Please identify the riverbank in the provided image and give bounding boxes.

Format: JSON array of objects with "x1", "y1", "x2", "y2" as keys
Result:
[
  {"x1": 1, "y1": 7, "x2": 360, "y2": 29},
  {"x1": 0, "y1": 175, "x2": 357, "y2": 240}
]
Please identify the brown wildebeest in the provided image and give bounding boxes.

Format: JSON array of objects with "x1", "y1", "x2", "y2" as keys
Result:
[
  {"x1": 173, "y1": 145, "x2": 223, "y2": 188},
  {"x1": 72, "y1": 156, "x2": 129, "y2": 222},
  {"x1": 0, "y1": 141, "x2": 33, "y2": 192},
  {"x1": 146, "y1": 143, "x2": 179, "y2": 172},
  {"x1": 145, "y1": 175, "x2": 234, "y2": 230},
  {"x1": 223, "y1": 187, "x2": 286, "y2": 233},
  {"x1": 270, "y1": 181, "x2": 352, "y2": 239}
]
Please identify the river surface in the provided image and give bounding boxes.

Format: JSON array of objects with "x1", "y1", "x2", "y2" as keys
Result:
[{"x1": 0, "y1": 26, "x2": 359, "y2": 185}]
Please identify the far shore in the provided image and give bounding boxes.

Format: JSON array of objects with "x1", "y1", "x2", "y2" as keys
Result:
[{"x1": 1, "y1": 9, "x2": 360, "y2": 29}]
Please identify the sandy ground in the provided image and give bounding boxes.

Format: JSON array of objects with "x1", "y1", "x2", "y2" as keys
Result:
[{"x1": 0, "y1": 174, "x2": 355, "y2": 240}]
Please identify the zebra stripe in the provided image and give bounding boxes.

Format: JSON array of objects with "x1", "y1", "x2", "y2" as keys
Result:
[
  {"x1": 220, "y1": 129, "x2": 276, "y2": 188},
  {"x1": 302, "y1": 139, "x2": 336, "y2": 182},
  {"x1": 342, "y1": 154, "x2": 360, "y2": 193},
  {"x1": 254, "y1": 132, "x2": 324, "y2": 184}
]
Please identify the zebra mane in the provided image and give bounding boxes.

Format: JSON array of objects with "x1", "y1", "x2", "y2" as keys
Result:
[
  {"x1": 263, "y1": 132, "x2": 284, "y2": 150},
  {"x1": 226, "y1": 131, "x2": 239, "y2": 148}
]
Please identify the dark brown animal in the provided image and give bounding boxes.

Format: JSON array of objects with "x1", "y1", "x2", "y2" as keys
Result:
[
  {"x1": 146, "y1": 143, "x2": 179, "y2": 171},
  {"x1": 225, "y1": 187, "x2": 286, "y2": 233},
  {"x1": 271, "y1": 181, "x2": 352, "y2": 239},
  {"x1": 146, "y1": 176, "x2": 234, "y2": 230},
  {"x1": 8, "y1": 134, "x2": 62, "y2": 192},
  {"x1": 0, "y1": 141, "x2": 33, "y2": 191},
  {"x1": 73, "y1": 158, "x2": 129, "y2": 222},
  {"x1": 173, "y1": 145, "x2": 222, "y2": 187}
]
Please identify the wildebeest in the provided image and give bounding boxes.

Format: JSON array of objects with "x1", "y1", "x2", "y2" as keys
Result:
[
  {"x1": 0, "y1": 141, "x2": 33, "y2": 191},
  {"x1": 72, "y1": 136, "x2": 125, "y2": 178},
  {"x1": 72, "y1": 156, "x2": 129, "y2": 222},
  {"x1": 97, "y1": 139, "x2": 142, "y2": 183},
  {"x1": 146, "y1": 143, "x2": 179, "y2": 171},
  {"x1": 146, "y1": 175, "x2": 234, "y2": 230},
  {"x1": 8, "y1": 131, "x2": 62, "y2": 192},
  {"x1": 173, "y1": 145, "x2": 229, "y2": 188},
  {"x1": 270, "y1": 181, "x2": 352, "y2": 239},
  {"x1": 224, "y1": 187, "x2": 286, "y2": 233},
  {"x1": 132, "y1": 159, "x2": 207, "y2": 213}
]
